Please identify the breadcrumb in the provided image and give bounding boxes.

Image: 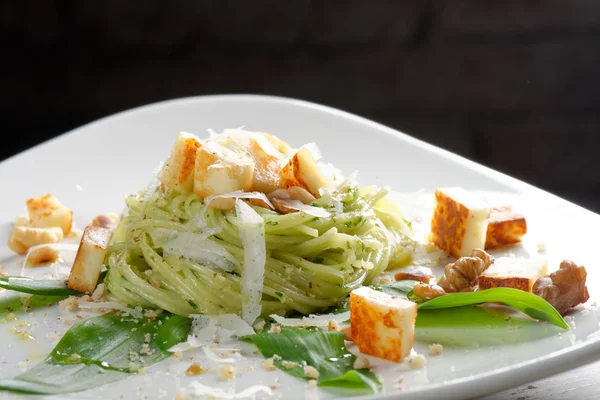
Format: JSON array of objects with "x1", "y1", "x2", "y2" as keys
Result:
[
  {"x1": 281, "y1": 360, "x2": 300, "y2": 369},
  {"x1": 327, "y1": 320, "x2": 342, "y2": 332},
  {"x1": 268, "y1": 324, "x2": 281, "y2": 334},
  {"x1": 407, "y1": 354, "x2": 426, "y2": 369},
  {"x1": 173, "y1": 351, "x2": 184, "y2": 360},
  {"x1": 353, "y1": 355, "x2": 370, "y2": 369},
  {"x1": 185, "y1": 363, "x2": 206, "y2": 376},
  {"x1": 304, "y1": 365, "x2": 320, "y2": 379},
  {"x1": 174, "y1": 393, "x2": 189, "y2": 400},
  {"x1": 428, "y1": 343, "x2": 443, "y2": 356},
  {"x1": 91, "y1": 283, "x2": 105, "y2": 301},
  {"x1": 307, "y1": 379, "x2": 318, "y2": 389},
  {"x1": 261, "y1": 357, "x2": 277, "y2": 371},
  {"x1": 219, "y1": 365, "x2": 235, "y2": 379},
  {"x1": 58, "y1": 296, "x2": 79, "y2": 312}
]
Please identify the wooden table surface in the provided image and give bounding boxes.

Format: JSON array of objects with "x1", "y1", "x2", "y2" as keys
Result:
[{"x1": 480, "y1": 360, "x2": 600, "y2": 400}]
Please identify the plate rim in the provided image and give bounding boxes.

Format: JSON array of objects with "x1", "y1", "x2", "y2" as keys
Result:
[{"x1": 2, "y1": 94, "x2": 600, "y2": 399}]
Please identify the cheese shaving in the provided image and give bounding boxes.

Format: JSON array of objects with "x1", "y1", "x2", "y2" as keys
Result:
[
  {"x1": 187, "y1": 381, "x2": 273, "y2": 399},
  {"x1": 236, "y1": 199, "x2": 266, "y2": 325},
  {"x1": 270, "y1": 310, "x2": 350, "y2": 328}
]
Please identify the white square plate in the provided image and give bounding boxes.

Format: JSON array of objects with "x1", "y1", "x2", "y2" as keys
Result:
[{"x1": 0, "y1": 95, "x2": 598, "y2": 400}]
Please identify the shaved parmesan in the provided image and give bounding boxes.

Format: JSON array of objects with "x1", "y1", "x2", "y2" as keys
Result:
[
  {"x1": 187, "y1": 381, "x2": 273, "y2": 399},
  {"x1": 202, "y1": 347, "x2": 236, "y2": 364},
  {"x1": 159, "y1": 231, "x2": 239, "y2": 272},
  {"x1": 169, "y1": 314, "x2": 254, "y2": 352},
  {"x1": 143, "y1": 162, "x2": 164, "y2": 202},
  {"x1": 200, "y1": 191, "x2": 274, "y2": 218},
  {"x1": 283, "y1": 200, "x2": 331, "y2": 218},
  {"x1": 236, "y1": 199, "x2": 266, "y2": 325},
  {"x1": 270, "y1": 310, "x2": 350, "y2": 328},
  {"x1": 77, "y1": 301, "x2": 143, "y2": 319}
]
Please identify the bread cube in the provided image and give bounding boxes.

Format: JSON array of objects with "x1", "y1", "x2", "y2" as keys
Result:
[
  {"x1": 68, "y1": 226, "x2": 111, "y2": 293},
  {"x1": 350, "y1": 286, "x2": 417, "y2": 363},
  {"x1": 429, "y1": 188, "x2": 490, "y2": 259},
  {"x1": 485, "y1": 206, "x2": 527, "y2": 249},
  {"x1": 193, "y1": 142, "x2": 255, "y2": 209},
  {"x1": 281, "y1": 147, "x2": 332, "y2": 197},
  {"x1": 26, "y1": 193, "x2": 72, "y2": 235},
  {"x1": 8, "y1": 226, "x2": 64, "y2": 255},
  {"x1": 478, "y1": 257, "x2": 548, "y2": 292},
  {"x1": 159, "y1": 132, "x2": 201, "y2": 193}
]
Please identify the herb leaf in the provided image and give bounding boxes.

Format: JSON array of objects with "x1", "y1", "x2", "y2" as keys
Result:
[
  {"x1": 377, "y1": 279, "x2": 419, "y2": 298},
  {"x1": 417, "y1": 288, "x2": 569, "y2": 330},
  {"x1": 248, "y1": 327, "x2": 380, "y2": 394},
  {"x1": 0, "y1": 312, "x2": 191, "y2": 394},
  {"x1": 0, "y1": 276, "x2": 79, "y2": 296}
]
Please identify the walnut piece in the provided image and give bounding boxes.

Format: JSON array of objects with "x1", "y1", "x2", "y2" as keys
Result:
[
  {"x1": 437, "y1": 248, "x2": 494, "y2": 292},
  {"x1": 394, "y1": 270, "x2": 431, "y2": 284},
  {"x1": 533, "y1": 260, "x2": 590, "y2": 315},
  {"x1": 413, "y1": 283, "x2": 446, "y2": 300},
  {"x1": 91, "y1": 214, "x2": 116, "y2": 229}
]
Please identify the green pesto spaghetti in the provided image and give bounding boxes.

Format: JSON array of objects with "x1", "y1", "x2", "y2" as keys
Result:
[{"x1": 104, "y1": 179, "x2": 414, "y2": 318}]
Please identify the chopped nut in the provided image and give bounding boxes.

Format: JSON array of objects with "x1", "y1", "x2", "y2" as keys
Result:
[
  {"x1": 413, "y1": 283, "x2": 446, "y2": 300},
  {"x1": 269, "y1": 197, "x2": 298, "y2": 214},
  {"x1": 394, "y1": 270, "x2": 431, "y2": 284},
  {"x1": 437, "y1": 249, "x2": 494, "y2": 292},
  {"x1": 26, "y1": 245, "x2": 60, "y2": 266},
  {"x1": 307, "y1": 379, "x2": 318, "y2": 389},
  {"x1": 91, "y1": 214, "x2": 116, "y2": 229},
  {"x1": 58, "y1": 296, "x2": 79, "y2": 312},
  {"x1": 261, "y1": 357, "x2": 277, "y2": 371},
  {"x1": 248, "y1": 198, "x2": 273, "y2": 210},
  {"x1": 428, "y1": 343, "x2": 443, "y2": 356},
  {"x1": 185, "y1": 363, "x2": 206, "y2": 376},
  {"x1": 219, "y1": 365, "x2": 235, "y2": 379},
  {"x1": 287, "y1": 186, "x2": 316, "y2": 204},
  {"x1": 268, "y1": 324, "x2": 281, "y2": 334},
  {"x1": 533, "y1": 260, "x2": 590, "y2": 315},
  {"x1": 327, "y1": 320, "x2": 342, "y2": 332},
  {"x1": 353, "y1": 355, "x2": 370, "y2": 369},
  {"x1": 407, "y1": 354, "x2": 426, "y2": 369},
  {"x1": 304, "y1": 365, "x2": 320, "y2": 379}
]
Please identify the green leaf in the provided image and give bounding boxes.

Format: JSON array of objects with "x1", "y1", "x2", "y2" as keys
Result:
[
  {"x1": 417, "y1": 288, "x2": 569, "y2": 330},
  {"x1": 0, "y1": 277, "x2": 79, "y2": 296},
  {"x1": 377, "y1": 279, "x2": 419, "y2": 298},
  {"x1": 248, "y1": 328, "x2": 380, "y2": 394},
  {"x1": 415, "y1": 305, "x2": 563, "y2": 347},
  {"x1": 0, "y1": 312, "x2": 192, "y2": 394},
  {"x1": 0, "y1": 294, "x2": 68, "y2": 318}
]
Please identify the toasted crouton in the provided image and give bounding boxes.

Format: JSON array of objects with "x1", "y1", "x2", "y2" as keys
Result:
[
  {"x1": 8, "y1": 226, "x2": 64, "y2": 255},
  {"x1": 429, "y1": 188, "x2": 490, "y2": 259},
  {"x1": 281, "y1": 147, "x2": 332, "y2": 197},
  {"x1": 26, "y1": 193, "x2": 72, "y2": 235},
  {"x1": 220, "y1": 135, "x2": 285, "y2": 193},
  {"x1": 67, "y1": 226, "x2": 111, "y2": 293},
  {"x1": 193, "y1": 142, "x2": 254, "y2": 210},
  {"x1": 159, "y1": 132, "x2": 201, "y2": 193},
  {"x1": 478, "y1": 257, "x2": 548, "y2": 292},
  {"x1": 350, "y1": 286, "x2": 416, "y2": 363},
  {"x1": 485, "y1": 206, "x2": 527, "y2": 249}
]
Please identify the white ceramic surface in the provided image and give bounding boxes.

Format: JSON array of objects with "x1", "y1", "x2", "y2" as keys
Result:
[{"x1": 0, "y1": 95, "x2": 598, "y2": 400}]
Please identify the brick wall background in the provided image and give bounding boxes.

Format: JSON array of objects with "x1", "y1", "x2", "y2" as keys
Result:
[{"x1": 2, "y1": 1, "x2": 600, "y2": 211}]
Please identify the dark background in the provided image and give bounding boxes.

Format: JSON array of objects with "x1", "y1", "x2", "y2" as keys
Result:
[{"x1": 3, "y1": 1, "x2": 600, "y2": 211}]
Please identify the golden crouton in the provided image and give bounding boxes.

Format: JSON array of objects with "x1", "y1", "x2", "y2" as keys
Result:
[
  {"x1": 159, "y1": 132, "x2": 201, "y2": 193},
  {"x1": 26, "y1": 193, "x2": 72, "y2": 235},
  {"x1": 8, "y1": 226, "x2": 64, "y2": 255},
  {"x1": 429, "y1": 188, "x2": 490, "y2": 259},
  {"x1": 193, "y1": 142, "x2": 254, "y2": 209},
  {"x1": 281, "y1": 147, "x2": 332, "y2": 197},
  {"x1": 67, "y1": 226, "x2": 111, "y2": 293},
  {"x1": 478, "y1": 257, "x2": 548, "y2": 292},
  {"x1": 350, "y1": 286, "x2": 416, "y2": 363},
  {"x1": 26, "y1": 245, "x2": 60, "y2": 266},
  {"x1": 485, "y1": 206, "x2": 527, "y2": 249}
]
